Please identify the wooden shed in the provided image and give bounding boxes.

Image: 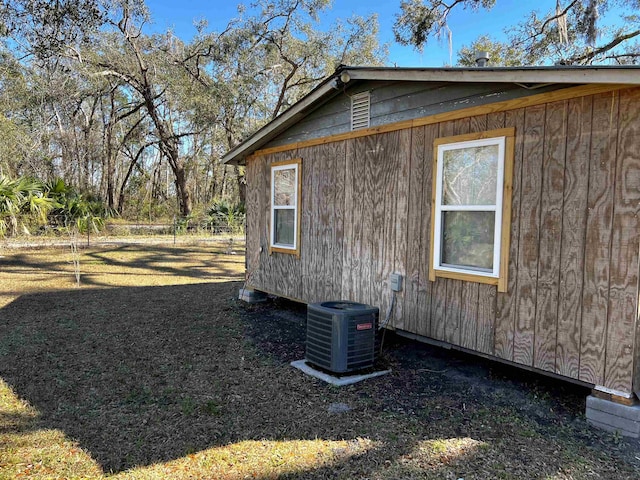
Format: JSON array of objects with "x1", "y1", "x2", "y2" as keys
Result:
[{"x1": 223, "y1": 66, "x2": 640, "y2": 405}]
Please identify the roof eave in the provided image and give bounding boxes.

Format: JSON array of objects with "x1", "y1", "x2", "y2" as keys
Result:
[{"x1": 344, "y1": 65, "x2": 640, "y2": 85}]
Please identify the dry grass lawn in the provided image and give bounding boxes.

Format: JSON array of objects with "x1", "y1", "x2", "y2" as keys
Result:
[{"x1": 1, "y1": 240, "x2": 639, "y2": 479}]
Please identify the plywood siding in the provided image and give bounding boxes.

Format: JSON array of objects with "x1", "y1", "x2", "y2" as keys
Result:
[
  {"x1": 245, "y1": 86, "x2": 640, "y2": 394},
  {"x1": 534, "y1": 100, "x2": 567, "y2": 372},
  {"x1": 401, "y1": 126, "x2": 427, "y2": 333},
  {"x1": 556, "y1": 96, "x2": 592, "y2": 378},
  {"x1": 494, "y1": 108, "x2": 525, "y2": 361},
  {"x1": 606, "y1": 87, "x2": 640, "y2": 393},
  {"x1": 579, "y1": 92, "x2": 618, "y2": 386}
]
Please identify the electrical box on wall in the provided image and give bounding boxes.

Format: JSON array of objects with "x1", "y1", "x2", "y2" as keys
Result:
[{"x1": 390, "y1": 273, "x2": 403, "y2": 292}]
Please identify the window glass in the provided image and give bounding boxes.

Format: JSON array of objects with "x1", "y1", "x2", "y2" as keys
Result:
[
  {"x1": 442, "y1": 144, "x2": 498, "y2": 205},
  {"x1": 274, "y1": 169, "x2": 296, "y2": 206},
  {"x1": 274, "y1": 209, "x2": 295, "y2": 246},
  {"x1": 441, "y1": 211, "x2": 495, "y2": 270}
]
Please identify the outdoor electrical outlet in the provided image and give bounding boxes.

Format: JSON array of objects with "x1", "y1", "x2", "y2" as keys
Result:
[{"x1": 390, "y1": 273, "x2": 403, "y2": 292}]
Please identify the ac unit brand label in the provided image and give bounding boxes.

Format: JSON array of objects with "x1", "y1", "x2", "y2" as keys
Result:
[{"x1": 356, "y1": 323, "x2": 373, "y2": 331}]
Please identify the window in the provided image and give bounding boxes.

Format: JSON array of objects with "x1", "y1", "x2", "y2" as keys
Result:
[
  {"x1": 350, "y1": 91, "x2": 370, "y2": 130},
  {"x1": 270, "y1": 158, "x2": 301, "y2": 256},
  {"x1": 430, "y1": 128, "x2": 514, "y2": 292}
]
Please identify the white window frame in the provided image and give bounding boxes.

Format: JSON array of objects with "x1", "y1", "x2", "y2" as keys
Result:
[
  {"x1": 270, "y1": 159, "x2": 301, "y2": 255},
  {"x1": 430, "y1": 128, "x2": 515, "y2": 292}
]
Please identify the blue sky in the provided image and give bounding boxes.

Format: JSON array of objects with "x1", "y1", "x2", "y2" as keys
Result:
[{"x1": 141, "y1": 1, "x2": 621, "y2": 66}]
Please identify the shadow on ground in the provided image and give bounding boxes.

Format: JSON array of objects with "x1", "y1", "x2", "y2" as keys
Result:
[
  {"x1": 1, "y1": 286, "x2": 639, "y2": 478},
  {"x1": 0, "y1": 282, "x2": 246, "y2": 472},
  {"x1": 0, "y1": 244, "x2": 243, "y2": 290}
]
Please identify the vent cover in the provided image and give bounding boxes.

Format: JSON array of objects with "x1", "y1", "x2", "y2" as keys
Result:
[
  {"x1": 306, "y1": 301, "x2": 379, "y2": 374},
  {"x1": 350, "y1": 92, "x2": 370, "y2": 130}
]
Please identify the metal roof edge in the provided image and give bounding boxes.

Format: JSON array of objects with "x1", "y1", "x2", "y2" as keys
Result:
[{"x1": 344, "y1": 65, "x2": 640, "y2": 85}]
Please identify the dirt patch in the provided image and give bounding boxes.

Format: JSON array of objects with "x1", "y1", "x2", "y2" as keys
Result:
[{"x1": 241, "y1": 296, "x2": 640, "y2": 478}]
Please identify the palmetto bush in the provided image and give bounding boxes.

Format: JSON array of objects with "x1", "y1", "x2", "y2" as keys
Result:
[
  {"x1": 46, "y1": 178, "x2": 114, "y2": 234},
  {"x1": 0, "y1": 176, "x2": 113, "y2": 238},
  {"x1": 0, "y1": 176, "x2": 56, "y2": 237},
  {"x1": 206, "y1": 200, "x2": 245, "y2": 235}
]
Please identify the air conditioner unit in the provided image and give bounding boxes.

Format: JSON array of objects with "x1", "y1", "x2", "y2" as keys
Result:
[{"x1": 306, "y1": 301, "x2": 379, "y2": 374}]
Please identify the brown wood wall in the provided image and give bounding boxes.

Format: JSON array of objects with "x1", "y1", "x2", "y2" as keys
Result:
[{"x1": 245, "y1": 87, "x2": 640, "y2": 394}]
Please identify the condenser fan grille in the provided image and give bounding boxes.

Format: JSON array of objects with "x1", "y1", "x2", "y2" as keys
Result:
[{"x1": 306, "y1": 301, "x2": 379, "y2": 373}]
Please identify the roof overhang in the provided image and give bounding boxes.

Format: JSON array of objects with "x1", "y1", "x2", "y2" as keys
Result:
[
  {"x1": 340, "y1": 65, "x2": 640, "y2": 85},
  {"x1": 222, "y1": 65, "x2": 640, "y2": 165}
]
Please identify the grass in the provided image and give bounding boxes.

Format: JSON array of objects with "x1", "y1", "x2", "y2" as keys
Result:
[
  {"x1": 0, "y1": 240, "x2": 242, "y2": 308},
  {"x1": 0, "y1": 240, "x2": 639, "y2": 479}
]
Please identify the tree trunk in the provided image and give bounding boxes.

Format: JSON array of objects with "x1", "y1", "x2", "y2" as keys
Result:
[
  {"x1": 163, "y1": 141, "x2": 191, "y2": 217},
  {"x1": 173, "y1": 160, "x2": 192, "y2": 217},
  {"x1": 117, "y1": 147, "x2": 145, "y2": 215},
  {"x1": 234, "y1": 165, "x2": 246, "y2": 205},
  {"x1": 141, "y1": 85, "x2": 192, "y2": 217},
  {"x1": 220, "y1": 166, "x2": 227, "y2": 199},
  {"x1": 103, "y1": 93, "x2": 117, "y2": 210},
  {"x1": 106, "y1": 152, "x2": 116, "y2": 209}
]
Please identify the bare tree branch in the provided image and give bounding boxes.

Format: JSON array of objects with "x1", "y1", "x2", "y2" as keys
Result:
[{"x1": 566, "y1": 29, "x2": 640, "y2": 64}]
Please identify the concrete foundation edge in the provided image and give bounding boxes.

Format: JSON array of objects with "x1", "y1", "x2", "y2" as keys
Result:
[
  {"x1": 291, "y1": 359, "x2": 391, "y2": 386},
  {"x1": 586, "y1": 395, "x2": 640, "y2": 438},
  {"x1": 238, "y1": 288, "x2": 268, "y2": 304}
]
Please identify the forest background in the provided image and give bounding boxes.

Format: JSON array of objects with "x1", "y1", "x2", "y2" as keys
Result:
[{"x1": 0, "y1": 0, "x2": 638, "y2": 237}]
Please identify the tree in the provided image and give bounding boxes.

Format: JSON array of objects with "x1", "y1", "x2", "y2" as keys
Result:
[
  {"x1": 0, "y1": 0, "x2": 103, "y2": 61},
  {"x1": 83, "y1": 2, "x2": 200, "y2": 217},
  {"x1": 0, "y1": 114, "x2": 30, "y2": 177},
  {"x1": 179, "y1": 0, "x2": 386, "y2": 203},
  {"x1": 456, "y1": 34, "x2": 527, "y2": 66},
  {"x1": 393, "y1": 0, "x2": 640, "y2": 66},
  {"x1": 0, "y1": 47, "x2": 49, "y2": 178},
  {"x1": 394, "y1": 0, "x2": 495, "y2": 53},
  {"x1": 0, "y1": 0, "x2": 386, "y2": 221}
]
